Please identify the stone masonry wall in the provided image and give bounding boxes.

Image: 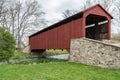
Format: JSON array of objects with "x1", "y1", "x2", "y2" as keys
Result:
[{"x1": 69, "y1": 38, "x2": 120, "y2": 68}]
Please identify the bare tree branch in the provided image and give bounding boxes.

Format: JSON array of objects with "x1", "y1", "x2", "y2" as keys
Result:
[
  {"x1": 0, "y1": 0, "x2": 47, "y2": 50},
  {"x1": 62, "y1": 9, "x2": 79, "y2": 18}
]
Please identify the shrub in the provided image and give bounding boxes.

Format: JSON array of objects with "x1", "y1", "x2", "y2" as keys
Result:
[
  {"x1": 0, "y1": 27, "x2": 15, "y2": 62},
  {"x1": 46, "y1": 49, "x2": 68, "y2": 54},
  {"x1": 12, "y1": 50, "x2": 31, "y2": 60}
]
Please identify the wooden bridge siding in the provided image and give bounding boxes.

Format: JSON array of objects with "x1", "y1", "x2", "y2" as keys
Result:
[
  {"x1": 29, "y1": 18, "x2": 83, "y2": 51},
  {"x1": 29, "y1": 4, "x2": 113, "y2": 52}
]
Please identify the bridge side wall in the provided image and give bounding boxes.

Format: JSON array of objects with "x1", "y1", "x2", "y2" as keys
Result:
[{"x1": 69, "y1": 38, "x2": 120, "y2": 68}]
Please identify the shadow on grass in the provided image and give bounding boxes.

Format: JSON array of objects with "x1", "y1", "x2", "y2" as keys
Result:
[{"x1": 16, "y1": 58, "x2": 67, "y2": 64}]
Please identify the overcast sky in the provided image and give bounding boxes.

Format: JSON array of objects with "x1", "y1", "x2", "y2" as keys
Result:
[{"x1": 38, "y1": 0, "x2": 85, "y2": 25}]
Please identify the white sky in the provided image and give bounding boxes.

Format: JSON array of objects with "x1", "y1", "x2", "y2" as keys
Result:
[{"x1": 38, "y1": 0, "x2": 85, "y2": 25}]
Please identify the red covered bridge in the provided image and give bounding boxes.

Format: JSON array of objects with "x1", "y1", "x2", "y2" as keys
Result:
[{"x1": 29, "y1": 4, "x2": 113, "y2": 53}]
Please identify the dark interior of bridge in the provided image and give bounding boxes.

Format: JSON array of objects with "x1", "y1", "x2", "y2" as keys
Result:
[{"x1": 86, "y1": 14, "x2": 108, "y2": 40}]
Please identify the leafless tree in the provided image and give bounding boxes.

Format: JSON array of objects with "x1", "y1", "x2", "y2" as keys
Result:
[
  {"x1": 113, "y1": 1, "x2": 120, "y2": 33},
  {"x1": 0, "y1": 0, "x2": 8, "y2": 25},
  {"x1": 82, "y1": 0, "x2": 114, "y2": 11},
  {"x1": 0, "y1": 0, "x2": 5, "y2": 17},
  {"x1": 0, "y1": 0, "x2": 47, "y2": 50},
  {"x1": 82, "y1": 0, "x2": 93, "y2": 10},
  {"x1": 62, "y1": 9, "x2": 79, "y2": 18},
  {"x1": 62, "y1": 0, "x2": 114, "y2": 18},
  {"x1": 97, "y1": 0, "x2": 114, "y2": 11}
]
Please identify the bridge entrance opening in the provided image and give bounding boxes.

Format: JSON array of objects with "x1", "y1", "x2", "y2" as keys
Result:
[{"x1": 85, "y1": 14, "x2": 108, "y2": 40}]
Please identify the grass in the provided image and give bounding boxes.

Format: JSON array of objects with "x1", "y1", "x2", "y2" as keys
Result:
[
  {"x1": 46, "y1": 49, "x2": 68, "y2": 54},
  {"x1": 0, "y1": 58, "x2": 119, "y2": 80}
]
